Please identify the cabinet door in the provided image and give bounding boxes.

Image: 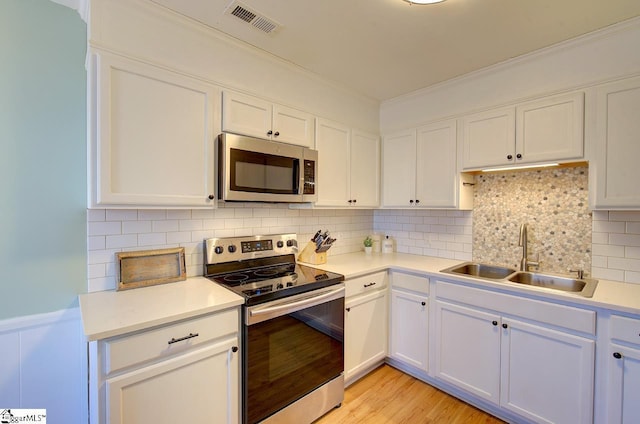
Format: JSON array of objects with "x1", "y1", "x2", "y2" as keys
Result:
[
  {"x1": 350, "y1": 130, "x2": 380, "y2": 207},
  {"x1": 345, "y1": 290, "x2": 387, "y2": 383},
  {"x1": 461, "y1": 107, "x2": 515, "y2": 170},
  {"x1": 106, "y1": 337, "x2": 239, "y2": 424},
  {"x1": 416, "y1": 119, "x2": 457, "y2": 208},
  {"x1": 516, "y1": 92, "x2": 584, "y2": 164},
  {"x1": 434, "y1": 300, "x2": 501, "y2": 404},
  {"x1": 93, "y1": 52, "x2": 217, "y2": 207},
  {"x1": 500, "y1": 318, "x2": 594, "y2": 424},
  {"x1": 382, "y1": 130, "x2": 417, "y2": 207},
  {"x1": 390, "y1": 289, "x2": 428, "y2": 372},
  {"x1": 272, "y1": 104, "x2": 315, "y2": 147},
  {"x1": 608, "y1": 343, "x2": 640, "y2": 424},
  {"x1": 593, "y1": 76, "x2": 640, "y2": 208},
  {"x1": 222, "y1": 91, "x2": 272, "y2": 139},
  {"x1": 315, "y1": 118, "x2": 351, "y2": 206}
]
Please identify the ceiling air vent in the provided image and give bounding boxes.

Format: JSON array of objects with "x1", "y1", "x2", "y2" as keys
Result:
[{"x1": 225, "y1": 1, "x2": 281, "y2": 34}]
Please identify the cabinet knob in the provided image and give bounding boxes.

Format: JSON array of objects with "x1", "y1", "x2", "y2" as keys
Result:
[
  {"x1": 208, "y1": 194, "x2": 214, "y2": 200},
  {"x1": 232, "y1": 346, "x2": 238, "y2": 353},
  {"x1": 267, "y1": 130, "x2": 273, "y2": 135},
  {"x1": 613, "y1": 352, "x2": 623, "y2": 359},
  {"x1": 409, "y1": 199, "x2": 414, "y2": 204},
  {"x1": 502, "y1": 323, "x2": 508, "y2": 329},
  {"x1": 352, "y1": 199, "x2": 357, "y2": 203},
  {"x1": 421, "y1": 301, "x2": 426, "y2": 306},
  {"x1": 274, "y1": 131, "x2": 280, "y2": 137},
  {"x1": 415, "y1": 199, "x2": 420, "y2": 204},
  {"x1": 346, "y1": 307, "x2": 351, "y2": 312},
  {"x1": 348, "y1": 199, "x2": 353, "y2": 203},
  {"x1": 492, "y1": 320, "x2": 498, "y2": 326},
  {"x1": 516, "y1": 153, "x2": 522, "y2": 160},
  {"x1": 507, "y1": 154, "x2": 513, "y2": 160}
]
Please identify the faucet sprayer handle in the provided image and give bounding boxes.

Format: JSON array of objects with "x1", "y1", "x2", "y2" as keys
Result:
[{"x1": 569, "y1": 269, "x2": 585, "y2": 279}]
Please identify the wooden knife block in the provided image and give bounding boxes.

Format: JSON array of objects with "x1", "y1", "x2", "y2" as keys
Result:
[{"x1": 298, "y1": 241, "x2": 327, "y2": 265}]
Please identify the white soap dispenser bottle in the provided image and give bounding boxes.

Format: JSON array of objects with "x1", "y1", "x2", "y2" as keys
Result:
[{"x1": 382, "y1": 235, "x2": 393, "y2": 254}]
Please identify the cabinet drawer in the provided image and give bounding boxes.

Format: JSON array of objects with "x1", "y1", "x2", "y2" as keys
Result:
[
  {"x1": 103, "y1": 308, "x2": 238, "y2": 375},
  {"x1": 391, "y1": 271, "x2": 429, "y2": 295},
  {"x1": 345, "y1": 272, "x2": 387, "y2": 298},
  {"x1": 610, "y1": 315, "x2": 640, "y2": 346}
]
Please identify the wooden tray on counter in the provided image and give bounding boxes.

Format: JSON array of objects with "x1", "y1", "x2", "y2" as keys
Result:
[{"x1": 116, "y1": 247, "x2": 186, "y2": 291}]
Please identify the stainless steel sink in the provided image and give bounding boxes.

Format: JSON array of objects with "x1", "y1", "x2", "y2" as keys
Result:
[
  {"x1": 441, "y1": 262, "x2": 516, "y2": 280},
  {"x1": 440, "y1": 262, "x2": 598, "y2": 298},
  {"x1": 507, "y1": 271, "x2": 598, "y2": 297}
]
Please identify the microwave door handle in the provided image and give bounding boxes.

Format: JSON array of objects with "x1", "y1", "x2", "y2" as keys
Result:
[{"x1": 293, "y1": 158, "x2": 301, "y2": 195}]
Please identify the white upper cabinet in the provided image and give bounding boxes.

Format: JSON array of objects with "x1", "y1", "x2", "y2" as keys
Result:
[
  {"x1": 315, "y1": 119, "x2": 380, "y2": 207},
  {"x1": 416, "y1": 120, "x2": 459, "y2": 208},
  {"x1": 591, "y1": 76, "x2": 640, "y2": 209},
  {"x1": 382, "y1": 129, "x2": 417, "y2": 207},
  {"x1": 461, "y1": 92, "x2": 584, "y2": 170},
  {"x1": 515, "y1": 93, "x2": 584, "y2": 164},
  {"x1": 222, "y1": 91, "x2": 315, "y2": 147},
  {"x1": 89, "y1": 51, "x2": 218, "y2": 208},
  {"x1": 349, "y1": 130, "x2": 380, "y2": 207},
  {"x1": 383, "y1": 120, "x2": 471, "y2": 209},
  {"x1": 461, "y1": 107, "x2": 516, "y2": 170}
]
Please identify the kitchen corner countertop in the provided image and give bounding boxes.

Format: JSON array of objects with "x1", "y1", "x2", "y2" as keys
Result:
[
  {"x1": 79, "y1": 277, "x2": 244, "y2": 341},
  {"x1": 304, "y1": 252, "x2": 640, "y2": 316}
]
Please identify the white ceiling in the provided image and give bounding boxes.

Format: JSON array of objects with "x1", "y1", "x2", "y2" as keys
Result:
[{"x1": 151, "y1": 0, "x2": 640, "y2": 101}]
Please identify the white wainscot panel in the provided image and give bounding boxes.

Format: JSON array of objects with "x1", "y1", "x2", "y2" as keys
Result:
[{"x1": 0, "y1": 309, "x2": 87, "y2": 423}]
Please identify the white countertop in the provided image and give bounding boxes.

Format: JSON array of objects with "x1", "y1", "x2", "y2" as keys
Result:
[
  {"x1": 79, "y1": 277, "x2": 244, "y2": 341},
  {"x1": 305, "y1": 252, "x2": 640, "y2": 316},
  {"x1": 79, "y1": 252, "x2": 640, "y2": 342}
]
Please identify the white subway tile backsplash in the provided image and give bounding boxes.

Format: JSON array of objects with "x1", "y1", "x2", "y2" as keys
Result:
[
  {"x1": 106, "y1": 210, "x2": 138, "y2": 221},
  {"x1": 138, "y1": 209, "x2": 167, "y2": 220},
  {"x1": 609, "y1": 233, "x2": 640, "y2": 247},
  {"x1": 626, "y1": 246, "x2": 640, "y2": 259},
  {"x1": 625, "y1": 271, "x2": 640, "y2": 284},
  {"x1": 626, "y1": 222, "x2": 640, "y2": 234},
  {"x1": 608, "y1": 257, "x2": 640, "y2": 272},
  {"x1": 592, "y1": 267, "x2": 625, "y2": 282},
  {"x1": 88, "y1": 221, "x2": 121, "y2": 236},
  {"x1": 105, "y1": 234, "x2": 137, "y2": 249},
  {"x1": 122, "y1": 221, "x2": 151, "y2": 234},
  {"x1": 592, "y1": 243, "x2": 625, "y2": 258},
  {"x1": 88, "y1": 207, "x2": 374, "y2": 292},
  {"x1": 609, "y1": 211, "x2": 640, "y2": 222},
  {"x1": 592, "y1": 220, "x2": 625, "y2": 233}
]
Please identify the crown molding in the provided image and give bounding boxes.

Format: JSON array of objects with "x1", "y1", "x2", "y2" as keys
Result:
[{"x1": 50, "y1": 0, "x2": 89, "y2": 23}]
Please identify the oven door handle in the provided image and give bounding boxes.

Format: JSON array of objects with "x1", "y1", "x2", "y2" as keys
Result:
[{"x1": 246, "y1": 285, "x2": 345, "y2": 325}]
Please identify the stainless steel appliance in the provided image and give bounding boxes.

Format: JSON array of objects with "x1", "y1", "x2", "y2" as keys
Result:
[
  {"x1": 218, "y1": 133, "x2": 318, "y2": 203},
  {"x1": 204, "y1": 234, "x2": 345, "y2": 424}
]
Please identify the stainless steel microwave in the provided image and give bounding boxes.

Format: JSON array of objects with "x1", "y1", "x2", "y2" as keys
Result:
[{"x1": 218, "y1": 133, "x2": 317, "y2": 203}]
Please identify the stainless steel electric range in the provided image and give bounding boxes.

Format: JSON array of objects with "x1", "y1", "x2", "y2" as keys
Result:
[{"x1": 204, "y1": 234, "x2": 345, "y2": 424}]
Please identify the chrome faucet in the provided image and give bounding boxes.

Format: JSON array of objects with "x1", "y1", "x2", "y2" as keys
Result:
[{"x1": 518, "y1": 223, "x2": 539, "y2": 271}]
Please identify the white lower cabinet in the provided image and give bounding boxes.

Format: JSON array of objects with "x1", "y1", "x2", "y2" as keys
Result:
[
  {"x1": 434, "y1": 281, "x2": 595, "y2": 424},
  {"x1": 344, "y1": 272, "x2": 388, "y2": 384},
  {"x1": 606, "y1": 315, "x2": 640, "y2": 423},
  {"x1": 91, "y1": 308, "x2": 240, "y2": 424},
  {"x1": 106, "y1": 337, "x2": 238, "y2": 424},
  {"x1": 389, "y1": 272, "x2": 429, "y2": 372}
]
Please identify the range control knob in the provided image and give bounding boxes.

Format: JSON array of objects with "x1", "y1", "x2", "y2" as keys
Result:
[
  {"x1": 228, "y1": 245, "x2": 237, "y2": 253},
  {"x1": 286, "y1": 282, "x2": 294, "y2": 287},
  {"x1": 276, "y1": 283, "x2": 284, "y2": 289},
  {"x1": 277, "y1": 240, "x2": 284, "y2": 248},
  {"x1": 286, "y1": 240, "x2": 294, "y2": 247},
  {"x1": 214, "y1": 246, "x2": 224, "y2": 254}
]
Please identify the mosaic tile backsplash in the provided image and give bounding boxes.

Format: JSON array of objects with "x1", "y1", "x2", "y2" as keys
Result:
[{"x1": 473, "y1": 166, "x2": 591, "y2": 275}]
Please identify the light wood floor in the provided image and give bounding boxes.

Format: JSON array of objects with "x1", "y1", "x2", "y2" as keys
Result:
[{"x1": 315, "y1": 365, "x2": 505, "y2": 424}]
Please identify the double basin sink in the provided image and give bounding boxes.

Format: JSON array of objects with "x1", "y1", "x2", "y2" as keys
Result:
[{"x1": 440, "y1": 262, "x2": 598, "y2": 298}]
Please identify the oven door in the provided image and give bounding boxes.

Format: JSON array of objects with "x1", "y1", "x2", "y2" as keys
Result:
[
  {"x1": 220, "y1": 133, "x2": 306, "y2": 202},
  {"x1": 243, "y1": 284, "x2": 345, "y2": 424}
]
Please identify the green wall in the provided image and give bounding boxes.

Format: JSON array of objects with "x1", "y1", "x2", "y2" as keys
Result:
[{"x1": 0, "y1": 0, "x2": 87, "y2": 320}]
